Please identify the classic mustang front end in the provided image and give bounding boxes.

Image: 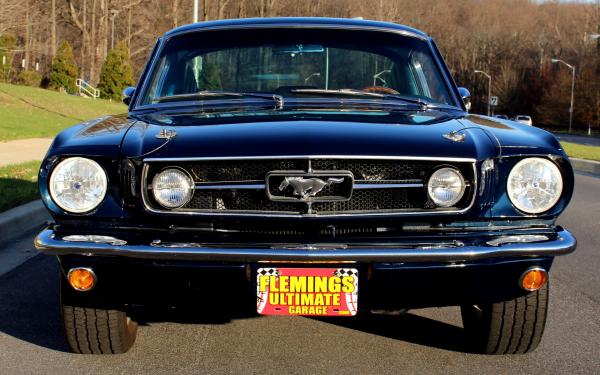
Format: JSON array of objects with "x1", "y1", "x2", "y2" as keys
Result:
[{"x1": 35, "y1": 18, "x2": 575, "y2": 355}]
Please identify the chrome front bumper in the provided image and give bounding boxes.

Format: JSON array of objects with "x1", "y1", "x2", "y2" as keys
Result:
[{"x1": 34, "y1": 227, "x2": 577, "y2": 263}]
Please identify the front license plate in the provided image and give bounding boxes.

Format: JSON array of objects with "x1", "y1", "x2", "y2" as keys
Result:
[{"x1": 256, "y1": 268, "x2": 358, "y2": 316}]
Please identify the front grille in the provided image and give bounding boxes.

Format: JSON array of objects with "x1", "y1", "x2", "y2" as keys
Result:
[
  {"x1": 188, "y1": 160, "x2": 305, "y2": 182},
  {"x1": 311, "y1": 159, "x2": 431, "y2": 181},
  {"x1": 187, "y1": 190, "x2": 302, "y2": 212},
  {"x1": 312, "y1": 189, "x2": 426, "y2": 213},
  {"x1": 185, "y1": 159, "x2": 432, "y2": 182},
  {"x1": 143, "y1": 158, "x2": 475, "y2": 216}
]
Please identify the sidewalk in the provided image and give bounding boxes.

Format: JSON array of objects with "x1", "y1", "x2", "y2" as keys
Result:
[{"x1": 0, "y1": 138, "x2": 52, "y2": 167}]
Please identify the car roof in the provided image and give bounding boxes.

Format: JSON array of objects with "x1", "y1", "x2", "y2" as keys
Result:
[{"x1": 164, "y1": 17, "x2": 429, "y2": 40}]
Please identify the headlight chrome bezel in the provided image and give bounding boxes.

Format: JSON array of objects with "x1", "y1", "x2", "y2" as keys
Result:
[
  {"x1": 151, "y1": 167, "x2": 195, "y2": 209},
  {"x1": 506, "y1": 157, "x2": 563, "y2": 214},
  {"x1": 427, "y1": 167, "x2": 466, "y2": 208},
  {"x1": 49, "y1": 157, "x2": 108, "y2": 214}
]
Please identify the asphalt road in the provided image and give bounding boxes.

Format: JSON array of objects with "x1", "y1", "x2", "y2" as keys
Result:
[
  {"x1": 1, "y1": 174, "x2": 599, "y2": 374},
  {"x1": 555, "y1": 133, "x2": 600, "y2": 147}
]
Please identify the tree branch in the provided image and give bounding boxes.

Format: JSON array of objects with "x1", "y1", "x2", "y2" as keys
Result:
[{"x1": 67, "y1": 0, "x2": 84, "y2": 31}]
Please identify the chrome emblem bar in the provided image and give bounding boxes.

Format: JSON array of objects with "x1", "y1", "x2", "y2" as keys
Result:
[{"x1": 266, "y1": 171, "x2": 354, "y2": 203}]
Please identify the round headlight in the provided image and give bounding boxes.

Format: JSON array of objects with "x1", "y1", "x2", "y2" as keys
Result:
[
  {"x1": 507, "y1": 157, "x2": 563, "y2": 214},
  {"x1": 152, "y1": 168, "x2": 194, "y2": 208},
  {"x1": 49, "y1": 157, "x2": 107, "y2": 213},
  {"x1": 427, "y1": 167, "x2": 466, "y2": 207}
]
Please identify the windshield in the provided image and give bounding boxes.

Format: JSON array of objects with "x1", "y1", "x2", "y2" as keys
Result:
[{"x1": 139, "y1": 28, "x2": 455, "y2": 108}]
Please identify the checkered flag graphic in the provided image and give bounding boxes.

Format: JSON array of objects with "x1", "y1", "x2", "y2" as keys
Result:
[
  {"x1": 258, "y1": 268, "x2": 280, "y2": 276},
  {"x1": 334, "y1": 268, "x2": 356, "y2": 277},
  {"x1": 334, "y1": 268, "x2": 359, "y2": 315},
  {"x1": 257, "y1": 268, "x2": 279, "y2": 313}
]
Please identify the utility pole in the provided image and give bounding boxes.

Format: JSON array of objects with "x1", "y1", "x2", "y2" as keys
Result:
[
  {"x1": 193, "y1": 0, "x2": 199, "y2": 23},
  {"x1": 474, "y1": 70, "x2": 492, "y2": 116}
]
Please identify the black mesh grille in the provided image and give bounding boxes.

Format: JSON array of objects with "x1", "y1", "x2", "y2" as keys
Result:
[
  {"x1": 186, "y1": 160, "x2": 305, "y2": 182},
  {"x1": 186, "y1": 190, "x2": 302, "y2": 212},
  {"x1": 145, "y1": 158, "x2": 475, "y2": 215},
  {"x1": 182, "y1": 188, "x2": 433, "y2": 214},
  {"x1": 177, "y1": 159, "x2": 439, "y2": 182},
  {"x1": 311, "y1": 159, "x2": 432, "y2": 181},
  {"x1": 313, "y1": 189, "x2": 420, "y2": 213}
]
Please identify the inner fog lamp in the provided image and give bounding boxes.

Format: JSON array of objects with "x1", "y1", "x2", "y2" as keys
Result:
[
  {"x1": 152, "y1": 168, "x2": 194, "y2": 208},
  {"x1": 427, "y1": 167, "x2": 466, "y2": 207},
  {"x1": 49, "y1": 157, "x2": 107, "y2": 213},
  {"x1": 507, "y1": 157, "x2": 563, "y2": 214}
]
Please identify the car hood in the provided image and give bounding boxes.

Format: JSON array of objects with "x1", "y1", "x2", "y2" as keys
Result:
[
  {"x1": 458, "y1": 115, "x2": 563, "y2": 156},
  {"x1": 46, "y1": 114, "x2": 135, "y2": 158},
  {"x1": 121, "y1": 117, "x2": 496, "y2": 161},
  {"x1": 45, "y1": 113, "x2": 563, "y2": 162}
]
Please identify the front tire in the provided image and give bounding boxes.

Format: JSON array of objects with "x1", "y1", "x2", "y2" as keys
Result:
[
  {"x1": 461, "y1": 281, "x2": 549, "y2": 354},
  {"x1": 60, "y1": 275, "x2": 138, "y2": 354}
]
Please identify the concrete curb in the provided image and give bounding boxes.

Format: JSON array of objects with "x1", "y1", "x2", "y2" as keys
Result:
[
  {"x1": 0, "y1": 200, "x2": 50, "y2": 244},
  {"x1": 570, "y1": 158, "x2": 600, "y2": 177}
]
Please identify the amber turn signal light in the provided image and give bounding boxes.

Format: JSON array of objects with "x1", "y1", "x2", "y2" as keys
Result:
[
  {"x1": 519, "y1": 267, "x2": 547, "y2": 291},
  {"x1": 68, "y1": 268, "x2": 97, "y2": 292}
]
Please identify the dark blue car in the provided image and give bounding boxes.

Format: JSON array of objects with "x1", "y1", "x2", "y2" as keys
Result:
[{"x1": 35, "y1": 18, "x2": 576, "y2": 354}]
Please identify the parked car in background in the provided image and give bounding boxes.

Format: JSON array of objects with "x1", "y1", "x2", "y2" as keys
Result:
[
  {"x1": 514, "y1": 115, "x2": 533, "y2": 126},
  {"x1": 494, "y1": 114, "x2": 509, "y2": 120},
  {"x1": 35, "y1": 17, "x2": 575, "y2": 355}
]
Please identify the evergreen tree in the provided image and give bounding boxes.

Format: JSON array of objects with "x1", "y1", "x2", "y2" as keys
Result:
[
  {"x1": 97, "y1": 41, "x2": 134, "y2": 101},
  {"x1": 48, "y1": 41, "x2": 79, "y2": 93}
]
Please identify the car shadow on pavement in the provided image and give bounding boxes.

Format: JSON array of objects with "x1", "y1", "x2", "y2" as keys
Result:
[
  {"x1": 0, "y1": 255, "x2": 69, "y2": 352},
  {"x1": 133, "y1": 304, "x2": 262, "y2": 326},
  {"x1": 0, "y1": 255, "x2": 468, "y2": 354},
  {"x1": 0, "y1": 255, "x2": 261, "y2": 353},
  {"x1": 314, "y1": 312, "x2": 470, "y2": 353}
]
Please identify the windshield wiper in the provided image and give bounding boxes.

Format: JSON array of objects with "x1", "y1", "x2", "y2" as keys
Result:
[
  {"x1": 154, "y1": 91, "x2": 285, "y2": 109},
  {"x1": 290, "y1": 88, "x2": 429, "y2": 108}
]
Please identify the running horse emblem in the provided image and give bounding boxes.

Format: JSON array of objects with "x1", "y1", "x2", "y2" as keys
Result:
[{"x1": 279, "y1": 177, "x2": 345, "y2": 200}]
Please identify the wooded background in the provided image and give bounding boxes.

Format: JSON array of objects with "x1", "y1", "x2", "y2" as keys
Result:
[{"x1": 0, "y1": 0, "x2": 599, "y2": 128}]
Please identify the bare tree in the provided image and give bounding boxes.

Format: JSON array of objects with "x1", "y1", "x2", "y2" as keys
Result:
[{"x1": 0, "y1": 0, "x2": 598, "y2": 127}]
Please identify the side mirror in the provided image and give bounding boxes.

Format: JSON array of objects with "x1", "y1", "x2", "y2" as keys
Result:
[
  {"x1": 458, "y1": 87, "x2": 471, "y2": 112},
  {"x1": 122, "y1": 86, "x2": 136, "y2": 105}
]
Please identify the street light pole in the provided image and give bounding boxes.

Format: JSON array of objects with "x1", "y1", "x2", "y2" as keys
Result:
[
  {"x1": 474, "y1": 70, "x2": 491, "y2": 116},
  {"x1": 551, "y1": 58, "x2": 576, "y2": 133},
  {"x1": 110, "y1": 10, "x2": 120, "y2": 50},
  {"x1": 193, "y1": 0, "x2": 199, "y2": 23}
]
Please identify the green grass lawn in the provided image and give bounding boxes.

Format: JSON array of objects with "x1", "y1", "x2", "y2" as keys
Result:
[
  {"x1": 561, "y1": 142, "x2": 600, "y2": 162},
  {"x1": 0, "y1": 82, "x2": 126, "y2": 141},
  {"x1": 0, "y1": 161, "x2": 40, "y2": 213}
]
